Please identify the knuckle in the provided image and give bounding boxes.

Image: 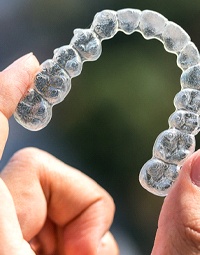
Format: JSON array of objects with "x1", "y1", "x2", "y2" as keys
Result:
[
  {"x1": 106, "y1": 191, "x2": 116, "y2": 216},
  {"x1": 99, "y1": 187, "x2": 115, "y2": 210},
  {"x1": 8, "y1": 147, "x2": 43, "y2": 170},
  {"x1": 98, "y1": 188, "x2": 116, "y2": 223}
]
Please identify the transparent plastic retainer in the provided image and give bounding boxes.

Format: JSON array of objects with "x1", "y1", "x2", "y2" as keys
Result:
[{"x1": 14, "y1": 9, "x2": 200, "y2": 196}]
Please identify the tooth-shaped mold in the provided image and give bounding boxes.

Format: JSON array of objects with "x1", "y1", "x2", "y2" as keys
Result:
[
  {"x1": 168, "y1": 110, "x2": 199, "y2": 135},
  {"x1": 14, "y1": 89, "x2": 52, "y2": 131},
  {"x1": 53, "y1": 45, "x2": 83, "y2": 78},
  {"x1": 181, "y1": 64, "x2": 200, "y2": 90},
  {"x1": 174, "y1": 89, "x2": 200, "y2": 114},
  {"x1": 139, "y1": 158, "x2": 180, "y2": 196},
  {"x1": 162, "y1": 21, "x2": 191, "y2": 54},
  {"x1": 117, "y1": 9, "x2": 141, "y2": 35},
  {"x1": 14, "y1": 8, "x2": 200, "y2": 196},
  {"x1": 153, "y1": 129, "x2": 195, "y2": 165},
  {"x1": 139, "y1": 10, "x2": 168, "y2": 40},
  {"x1": 177, "y1": 42, "x2": 200, "y2": 70},
  {"x1": 70, "y1": 29, "x2": 102, "y2": 61},
  {"x1": 91, "y1": 10, "x2": 118, "y2": 40},
  {"x1": 35, "y1": 59, "x2": 71, "y2": 105}
]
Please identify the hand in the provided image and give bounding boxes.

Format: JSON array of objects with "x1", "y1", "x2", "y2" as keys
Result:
[
  {"x1": 2, "y1": 53, "x2": 200, "y2": 255},
  {"x1": 152, "y1": 149, "x2": 200, "y2": 255},
  {"x1": 0, "y1": 54, "x2": 118, "y2": 255}
]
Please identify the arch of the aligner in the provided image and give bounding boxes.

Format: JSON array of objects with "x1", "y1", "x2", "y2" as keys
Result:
[
  {"x1": 14, "y1": 9, "x2": 200, "y2": 197},
  {"x1": 14, "y1": 9, "x2": 200, "y2": 132}
]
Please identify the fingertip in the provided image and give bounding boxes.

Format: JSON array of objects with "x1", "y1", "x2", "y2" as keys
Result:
[
  {"x1": 152, "y1": 150, "x2": 200, "y2": 254},
  {"x1": 0, "y1": 53, "x2": 39, "y2": 157},
  {"x1": 163, "y1": 150, "x2": 200, "y2": 197},
  {"x1": 0, "y1": 53, "x2": 40, "y2": 118}
]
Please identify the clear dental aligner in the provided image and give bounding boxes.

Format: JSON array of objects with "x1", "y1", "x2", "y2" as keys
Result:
[{"x1": 14, "y1": 9, "x2": 200, "y2": 196}]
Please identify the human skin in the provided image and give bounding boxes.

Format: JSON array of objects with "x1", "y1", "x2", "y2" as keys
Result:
[
  {"x1": 0, "y1": 54, "x2": 118, "y2": 255},
  {"x1": 1, "y1": 54, "x2": 200, "y2": 254},
  {"x1": 152, "y1": 151, "x2": 200, "y2": 255}
]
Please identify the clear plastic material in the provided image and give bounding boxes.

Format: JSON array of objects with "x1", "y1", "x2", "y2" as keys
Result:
[
  {"x1": 174, "y1": 89, "x2": 200, "y2": 114},
  {"x1": 177, "y1": 42, "x2": 200, "y2": 70},
  {"x1": 139, "y1": 158, "x2": 180, "y2": 196},
  {"x1": 162, "y1": 21, "x2": 191, "y2": 53},
  {"x1": 153, "y1": 129, "x2": 195, "y2": 165},
  {"x1": 14, "y1": 8, "x2": 200, "y2": 196},
  {"x1": 117, "y1": 9, "x2": 141, "y2": 35},
  {"x1": 70, "y1": 29, "x2": 102, "y2": 61},
  {"x1": 91, "y1": 10, "x2": 118, "y2": 40},
  {"x1": 35, "y1": 60, "x2": 71, "y2": 105},
  {"x1": 181, "y1": 65, "x2": 200, "y2": 90},
  {"x1": 53, "y1": 45, "x2": 83, "y2": 78},
  {"x1": 139, "y1": 10, "x2": 168, "y2": 40},
  {"x1": 14, "y1": 89, "x2": 52, "y2": 131},
  {"x1": 168, "y1": 110, "x2": 199, "y2": 135}
]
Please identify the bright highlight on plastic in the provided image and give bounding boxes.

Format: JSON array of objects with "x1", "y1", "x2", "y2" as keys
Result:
[{"x1": 14, "y1": 9, "x2": 200, "y2": 196}]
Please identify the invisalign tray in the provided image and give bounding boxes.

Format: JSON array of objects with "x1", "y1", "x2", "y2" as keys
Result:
[{"x1": 14, "y1": 9, "x2": 200, "y2": 196}]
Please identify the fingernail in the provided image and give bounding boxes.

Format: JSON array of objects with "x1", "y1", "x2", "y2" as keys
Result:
[{"x1": 191, "y1": 156, "x2": 200, "y2": 187}]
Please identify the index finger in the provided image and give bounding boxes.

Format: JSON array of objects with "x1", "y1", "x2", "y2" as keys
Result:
[
  {"x1": 1, "y1": 147, "x2": 116, "y2": 254},
  {"x1": 0, "y1": 53, "x2": 40, "y2": 157}
]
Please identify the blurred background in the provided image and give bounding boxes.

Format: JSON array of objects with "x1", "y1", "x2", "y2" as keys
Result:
[{"x1": 0, "y1": 0, "x2": 200, "y2": 254}]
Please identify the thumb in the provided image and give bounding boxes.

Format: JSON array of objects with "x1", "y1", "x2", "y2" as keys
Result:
[
  {"x1": 0, "y1": 53, "x2": 39, "y2": 158},
  {"x1": 0, "y1": 178, "x2": 35, "y2": 255},
  {"x1": 152, "y1": 150, "x2": 200, "y2": 255}
]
